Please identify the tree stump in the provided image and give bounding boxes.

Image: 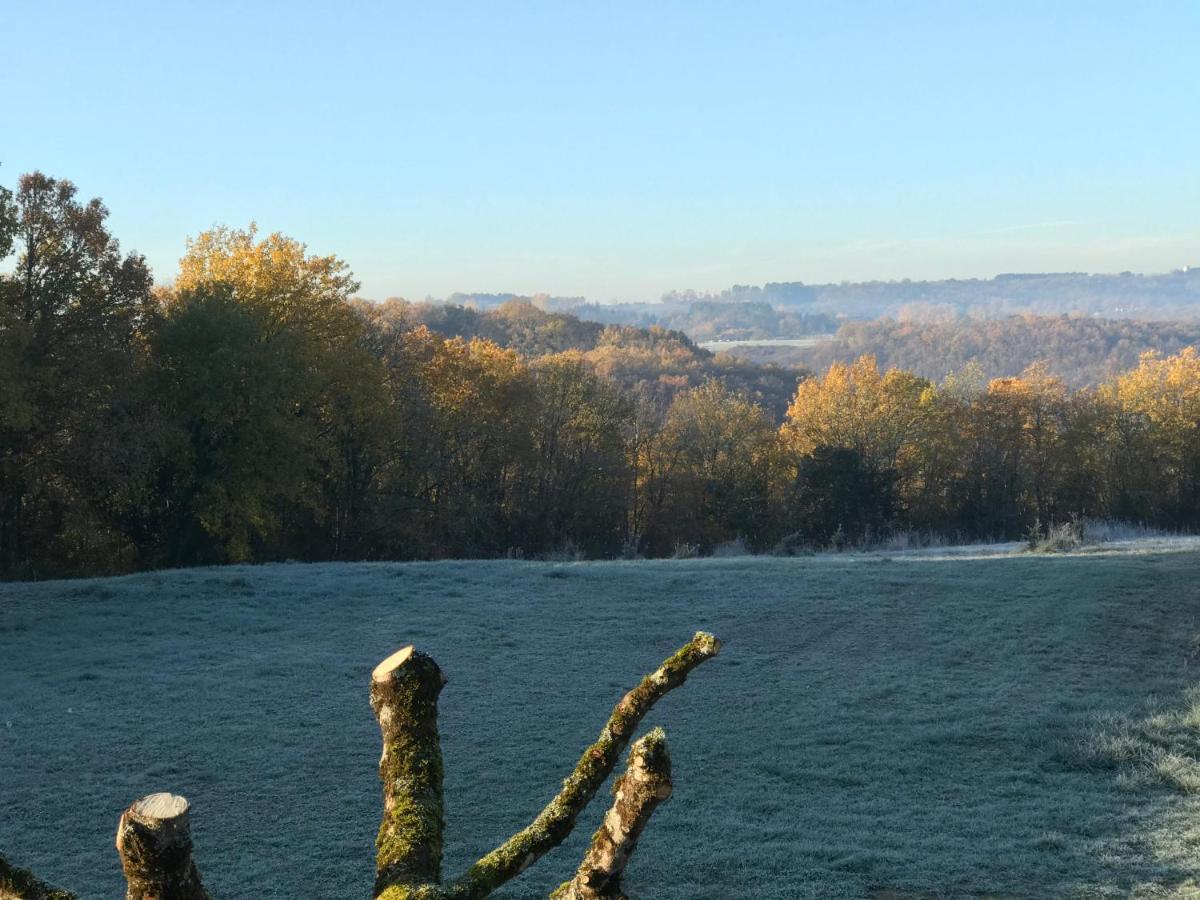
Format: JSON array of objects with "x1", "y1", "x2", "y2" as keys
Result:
[
  {"x1": 115, "y1": 793, "x2": 209, "y2": 900},
  {"x1": 370, "y1": 646, "x2": 447, "y2": 895}
]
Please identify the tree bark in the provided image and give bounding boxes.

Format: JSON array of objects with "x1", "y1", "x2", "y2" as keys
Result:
[
  {"x1": 114, "y1": 793, "x2": 209, "y2": 900},
  {"x1": 371, "y1": 646, "x2": 447, "y2": 897},
  {"x1": 552, "y1": 727, "x2": 673, "y2": 900},
  {"x1": 441, "y1": 631, "x2": 721, "y2": 900}
]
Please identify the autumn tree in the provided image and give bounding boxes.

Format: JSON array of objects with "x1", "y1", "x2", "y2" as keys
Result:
[
  {"x1": 973, "y1": 363, "x2": 1091, "y2": 534},
  {"x1": 898, "y1": 364, "x2": 984, "y2": 535},
  {"x1": 12, "y1": 169, "x2": 1200, "y2": 574},
  {"x1": 519, "y1": 352, "x2": 636, "y2": 556},
  {"x1": 408, "y1": 337, "x2": 536, "y2": 556},
  {"x1": 1100, "y1": 348, "x2": 1200, "y2": 526},
  {"x1": 149, "y1": 226, "x2": 385, "y2": 564},
  {"x1": 640, "y1": 380, "x2": 783, "y2": 554},
  {"x1": 781, "y1": 356, "x2": 928, "y2": 542}
]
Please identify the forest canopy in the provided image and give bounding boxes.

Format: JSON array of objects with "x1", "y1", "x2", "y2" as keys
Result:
[{"x1": 4, "y1": 171, "x2": 1200, "y2": 578}]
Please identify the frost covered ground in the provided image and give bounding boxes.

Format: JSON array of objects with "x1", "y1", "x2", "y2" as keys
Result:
[{"x1": 5, "y1": 544, "x2": 1200, "y2": 898}]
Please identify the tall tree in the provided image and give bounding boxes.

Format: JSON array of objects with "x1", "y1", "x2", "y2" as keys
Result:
[
  {"x1": 521, "y1": 352, "x2": 635, "y2": 556},
  {"x1": 0, "y1": 172, "x2": 154, "y2": 576},
  {"x1": 418, "y1": 337, "x2": 536, "y2": 556},
  {"x1": 642, "y1": 380, "x2": 782, "y2": 554},
  {"x1": 150, "y1": 226, "x2": 383, "y2": 564},
  {"x1": 1101, "y1": 348, "x2": 1200, "y2": 526},
  {"x1": 780, "y1": 356, "x2": 928, "y2": 542}
]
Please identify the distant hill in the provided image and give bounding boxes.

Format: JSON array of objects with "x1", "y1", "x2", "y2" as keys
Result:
[
  {"x1": 354, "y1": 298, "x2": 806, "y2": 421},
  {"x1": 430, "y1": 269, "x2": 1200, "y2": 344},
  {"x1": 657, "y1": 269, "x2": 1200, "y2": 321},
  {"x1": 375, "y1": 270, "x2": 1200, "y2": 388}
]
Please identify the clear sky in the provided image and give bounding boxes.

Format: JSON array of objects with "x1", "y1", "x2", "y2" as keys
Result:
[{"x1": 5, "y1": 1, "x2": 1198, "y2": 301}]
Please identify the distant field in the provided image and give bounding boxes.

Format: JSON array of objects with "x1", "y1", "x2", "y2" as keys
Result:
[
  {"x1": 5, "y1": 548, "x2": 1200, "y2": 898},
  {"x1": 698, "y1": 335, "x2": 836, "y2": 352}
]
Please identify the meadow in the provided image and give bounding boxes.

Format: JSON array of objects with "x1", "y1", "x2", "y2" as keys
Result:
[
  {"x1": 4, "y1": 547, "x2": 1200, "y2": 898},
  {"x1": 696, "y1": 335, "x2": 837, "y2": 350}
]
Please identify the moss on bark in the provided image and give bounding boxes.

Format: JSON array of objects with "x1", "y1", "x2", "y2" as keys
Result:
[
  {"x1": 443, "y1": 632, "x2": 720, "y2": 900},
  {"x1": 5, "y1": 633, "x2": 718, "y2": 900},
  {"x1": 0, "y1": 854, "x2": 78, "y2": 900},
  {"x1": 371, "y1": 647, "x2": 446, "y2": 896},
  {"x1": 552, "y1": 728, "x2": 673, "y2": 900},
  {"x1": 114, "y1": 795, "x2": 209, "y2": 900}
]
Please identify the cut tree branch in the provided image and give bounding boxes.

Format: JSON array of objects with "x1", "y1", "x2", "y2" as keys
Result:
[
  {"x1": 114, "y1": 793, "x2": 209, "y2": 900},
  {"x1": 9, "y1": 633, "x2": 719, "y2": 900},
  {"x1": 441, "y1": 631, "x2": 721, "y2": 900},
  {"x1": 371, "y1": 646, "x2": 447, "y2": 897},
  {"x1": 551, "y1": 727, "x2": 673, "y2": 900}
]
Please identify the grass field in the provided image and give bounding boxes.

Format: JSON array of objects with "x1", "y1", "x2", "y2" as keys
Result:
[
  {"x1": 697, "y1": 335, "x2": 837, "y2": 351},
  {"x1": 5, "y1": 547, "x2": 1200, "y2": 898}
]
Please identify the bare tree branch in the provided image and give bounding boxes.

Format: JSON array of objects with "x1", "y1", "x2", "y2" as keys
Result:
[
  {"x1": 9, "y1": 634, "x2": 718, "y2": 900},
  {"x1": 552, "y1": 727, "x2": 673, "y2": 900}
]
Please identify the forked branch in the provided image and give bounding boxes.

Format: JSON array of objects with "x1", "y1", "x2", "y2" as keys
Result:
[
  {"x1": 552, "y1": 727, "x2": 674, "y2": 900},
  {"x1": 441, "y1": 631, "x2": 721, "y2": 900},
  {"x1": 8, "y1": 632, "x2": 720, "y2": 900}
]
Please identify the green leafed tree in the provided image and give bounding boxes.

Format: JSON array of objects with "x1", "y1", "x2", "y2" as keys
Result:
[
  {"x1": 0, "y1": 172, "x2": 155, "y2": 576},
  {"x1": 148, "y1": 226, "x2": 387, "y2": 565}
]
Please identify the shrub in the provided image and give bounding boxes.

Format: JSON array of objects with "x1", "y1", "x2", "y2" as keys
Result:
[{"x1": 1027, "y1": 519, "x2": 1084, "y2": 553}]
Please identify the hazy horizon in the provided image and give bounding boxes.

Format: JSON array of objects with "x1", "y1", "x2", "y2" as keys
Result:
[{"x1": 372, "y1": 264, "x2": 1200, "y2": 306}]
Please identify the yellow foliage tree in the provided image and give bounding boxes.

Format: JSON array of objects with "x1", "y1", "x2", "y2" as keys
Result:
[
  {"x1": 417, "y1": 337, "x2": 536, "y2": 554},
  {"x1": 641, "y1": 380, "x2": 783, "y2": 553},
  {"x1": 782, "y1": 355, "x2": 930, "y2": 473},
  {"x1": 1100, "y1": 348, "x2": 1200, "y2": 520},
  {"x1": 173, "y1": 224, "x2": 360, "y2": 341},
  {"x1": 1106, "y1": 348, "x2": 1200, "y2": 443}
]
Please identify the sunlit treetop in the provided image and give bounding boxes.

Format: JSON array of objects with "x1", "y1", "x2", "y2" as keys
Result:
[{"x1": 172, "y1": 225, "x2": 360, "y2": 341}]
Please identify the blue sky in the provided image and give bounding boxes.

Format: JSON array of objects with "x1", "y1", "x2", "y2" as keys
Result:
[{"x1": 5, "y1": 1, "x2": 1198, "y2": 301}]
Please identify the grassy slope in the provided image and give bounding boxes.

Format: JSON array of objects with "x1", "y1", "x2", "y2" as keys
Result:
[{"x1": 3, "y1": 551, "x2": 1200, "y2": 899}]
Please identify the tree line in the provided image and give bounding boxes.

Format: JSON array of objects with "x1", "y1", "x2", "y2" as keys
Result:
[{"x1": 4, "y1": 172, "x2": 1200, "y2": 579}]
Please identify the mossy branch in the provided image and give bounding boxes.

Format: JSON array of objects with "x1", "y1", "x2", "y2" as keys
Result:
[
  {"x1": 442, "y1": 631, "x2": 721, "y2": 900},
  {"x1": 371, "y1": 646, "x2": 447, "y2": 897},
  {"x1": 7, "y1": 634, "x2": 718, "y2": 900},
  {"x1": 551, "y1": 727, "x2": 673, "y2": 900},
  {"x1": 0, "y1": 853, "x2": 78, "y2": 900}
]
